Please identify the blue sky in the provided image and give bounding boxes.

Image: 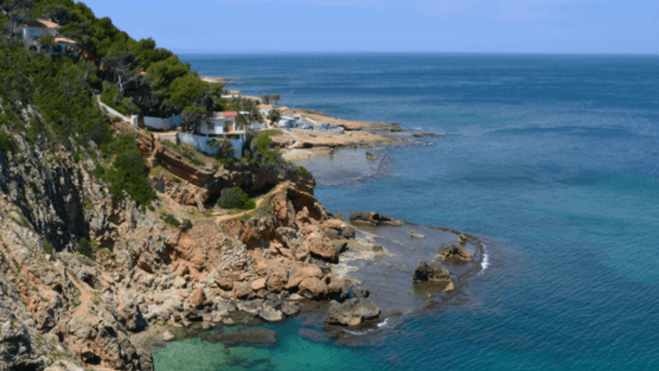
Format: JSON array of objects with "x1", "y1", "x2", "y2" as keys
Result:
[{"x1": 82, "y1": 0, "x2": 658, "y2": 53}]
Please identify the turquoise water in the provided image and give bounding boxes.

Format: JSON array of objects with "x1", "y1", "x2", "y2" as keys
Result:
[{"x1": 155, "y1": 54, "x2": 659, "y2": 370}]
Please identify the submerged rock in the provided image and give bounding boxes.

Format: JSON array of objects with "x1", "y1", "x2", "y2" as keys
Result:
[
  {"x1": 324, "y1": 298, "x2": 381, "y2": 326},
  {"x1": 220, "y1": 328, "x2": 277, "y2": 346},
  {"x1": 366, "y1": 152, "x2": 378, "y2": 160}
]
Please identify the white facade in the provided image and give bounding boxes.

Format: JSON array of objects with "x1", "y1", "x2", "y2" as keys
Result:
[{"x1": 197, "y1": 114, "x2": 239, "y2": 136}]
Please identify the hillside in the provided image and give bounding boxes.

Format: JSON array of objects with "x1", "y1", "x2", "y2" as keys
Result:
[{"x1": 0, "y1": 2, "x2": 367, "y2": 371}]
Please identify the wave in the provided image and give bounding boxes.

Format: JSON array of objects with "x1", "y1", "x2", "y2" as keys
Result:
[{"x1": 479, "y1": 243, "x2": 489, "y2": 275}]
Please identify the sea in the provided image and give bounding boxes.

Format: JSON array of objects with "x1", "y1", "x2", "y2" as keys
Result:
[{"x1": 153, "y1": 53, "x2": 659, "y2": 371}]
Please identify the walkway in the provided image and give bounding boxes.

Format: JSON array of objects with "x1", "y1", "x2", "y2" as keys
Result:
[
  {"x1": 214, "y1": 183, "x2": 286, "y2": 222},
  {"x1": 96, "y1": 95, "x2": 132, "y2": 124}
]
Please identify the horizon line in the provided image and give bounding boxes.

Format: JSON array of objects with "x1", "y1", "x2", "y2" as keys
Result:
[{"x1": 172, "y1": 50, "x2": 659, "y2": 57}]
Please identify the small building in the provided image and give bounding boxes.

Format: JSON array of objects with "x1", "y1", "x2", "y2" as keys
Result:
[
  {"x1": 258, "y1": 104, "x2": 273, "y2": 117},
  {"x1": 277, "y1": 115, "x2": 301, "y2": 128},
  {"x1": 198, "y1": 112, "x2": 241, "y2": 137},
  {"x1": 16, "y1": 19, "x2": 79, "y2": 56}
]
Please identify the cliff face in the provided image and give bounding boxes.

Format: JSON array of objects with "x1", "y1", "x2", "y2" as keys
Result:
[{"x1": 0, "y1": 108, "x2": 356, "y2": 371}]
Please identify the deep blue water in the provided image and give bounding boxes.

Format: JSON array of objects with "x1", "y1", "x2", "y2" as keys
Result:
[{"x1": 156, "y1": 54, "x2": 659, "y2": 370}]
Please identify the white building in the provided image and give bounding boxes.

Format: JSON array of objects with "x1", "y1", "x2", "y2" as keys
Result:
[{"x1": 198, "y1": 112, "x2": 241, "y2": 137}]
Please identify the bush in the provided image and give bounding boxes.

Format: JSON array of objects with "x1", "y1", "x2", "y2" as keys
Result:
[
  {"x1": 102, "y1": 135, "x2": 157, "y2": 205},
  {"x1": 0, "y1": 132, "x2": 12, "y2": 153},
  {"x1": 43, "y1": 242, "x2": 53, "y2": 255},
  {"x1": 161, "y1": 214, "x2": 180, "y2": 227},
  {"x1": 298, "y1": 166, "x2": 312, "y2": 178},
  {"x1": 217, "y1": 187, "x2": 255, "y2": 210},
  {"x1": 78, "y1": 238, "x2": 95, "y2": 259}
]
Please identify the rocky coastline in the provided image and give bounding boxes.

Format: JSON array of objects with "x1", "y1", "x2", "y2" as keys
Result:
[{"x1": 0, "y1": 104, "x2": 478, "y2": 371}]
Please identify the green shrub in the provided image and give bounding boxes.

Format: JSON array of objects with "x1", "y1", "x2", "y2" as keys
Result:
[
  {"x1": 217, "y1": 187, "x2": 255, "y2": 210},
  {"x1": 43, "y1": 242, "x2": 53, "y2": 255},
  {"x1": 297, "y1": 166, "x2": 312, "y2": 178},
  {"x1": 78, "y1": 238, "x2": 95, "y2": 259},
  {"x1": 102, "y1": 135, "x2": 156, "y2": 205},
  {"x1": 161, "y1": 214, "x2": 180, "y2": 227},
  {"x1": 0, "y1": 131, "x2": 12, "y2": 153}
]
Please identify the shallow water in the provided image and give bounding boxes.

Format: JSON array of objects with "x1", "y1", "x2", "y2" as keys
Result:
[{"x1": 153, "y1": 53, "x2": 659, "y2": 370}]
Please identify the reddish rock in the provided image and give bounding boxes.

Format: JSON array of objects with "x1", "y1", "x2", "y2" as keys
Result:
[
  {"x1": 266, "y1": 266, "x2": 289, "y2": 292},
  {"x1": 216, "y1": 276, "x2": 234, "y2": 291},
  {"x1": 189, "y1": 288, "x2": 206, "y2": 308},
  {"x1": 285, "y1": 263, "x2": 323, "y2": 289},
  {"x1": 322, "y1": 219, "x2": 346, "y2": 231},
  {"x1": 307, "y1": 234, "x2": 338, "y2": 262},
  {"x1": 233, "y1": 282, "x2": 253, "y2": 299},
  {"x1": 299, "y1": 277, "x2": 328, "y2": 299},
  {"x1": 251, "y1": 278, "x2": 266, "y2": 291}
]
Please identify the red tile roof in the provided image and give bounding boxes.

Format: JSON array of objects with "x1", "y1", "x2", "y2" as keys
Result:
[{"x1": 222, "y1": 112, "x2": 238, "y2": 117}]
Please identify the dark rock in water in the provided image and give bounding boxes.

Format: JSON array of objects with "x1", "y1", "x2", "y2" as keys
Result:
[
  {"x1": 325, "y1": 298, "x2": 381, "y2": 326},
  {"x1": 350, "y1": 212, "x2": 403, "y2": 226},
  {"x1": 326, "y1": 274, "x2": 354, "y2": 302},
  {"x1": 437, "y1": 244, "x2": 474, "y2": 264},
  {"x1": 332, "y1": 240, "x2": 348, "y2": 254},
  {"x1": 366, "y1": 152, "x2": 378, "y2": 160},
  {"x1": 299, "y1": 328, "x2": 327, "y2": 342},
  {"x1": 352, "y1": 286, "x2": 370, "y2": 299},
  {"x1": 413, "y1": 261, "x2": 455, "y2": 292},
  {"x1": 341, "y1": 225, "x2": 356, "y2": 239},
  {"x1": 372, "y1": 244, "x2": 384, "y2": 253},
  {"x1": 413, "y1": 261, "x2": 450, "y2": 283},
  {"x1": 333, "y1": 212, "x2": 346, "y2": 221},
  {"x1": 220, "y1": 328, "x2": 277, "y2": 346}
]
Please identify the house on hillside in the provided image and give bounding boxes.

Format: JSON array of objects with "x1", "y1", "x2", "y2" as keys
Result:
[
  {"x1": 15, "y1": 19, "x2": 78, "y2": 56},
  {"x1": 198, "y1": 112, "x2": 241, "y2": 137}
]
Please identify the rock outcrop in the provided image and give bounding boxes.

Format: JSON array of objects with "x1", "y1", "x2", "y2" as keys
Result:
[
  {"x1": 349, "y1": 212, "x2": 403, "y2": 226},
  {"x1": 413, "y1": 261, "x2": 455, "y2": 292},
  {"x1": 324, "y1": 297, "x2": 381, "y2": 326}
]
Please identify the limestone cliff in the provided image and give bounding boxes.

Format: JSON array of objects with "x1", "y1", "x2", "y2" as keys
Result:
[{"x1": 0, "y1": 110, "x2": 357, "y2": 371}]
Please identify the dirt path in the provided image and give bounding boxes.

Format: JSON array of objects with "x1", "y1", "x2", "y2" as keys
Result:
[{"x1": 214, "y1": 184, "x2": 285, "y2": 222}]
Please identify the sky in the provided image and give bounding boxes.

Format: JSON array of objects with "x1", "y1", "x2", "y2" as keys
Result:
[{"x1": 81, "y1": 0, "x2": 659, "y2": 54}]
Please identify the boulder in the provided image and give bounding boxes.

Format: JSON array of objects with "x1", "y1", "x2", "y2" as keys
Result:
[
  {"x1": 325, "y1": 274, "x2": 354, "y2": 301},
  {"x1": 340, "y1": 225, "x2": 356, "y2": 239},
  {"x1": 189, "y1": 288, "x2": 206, "y2": 308},
  {"x1": 332, "y1": 240, "x2": 348, "y2": 255},
  {"x1": 371, "y1": 244, "x2": 384, "y2": 253},
  {"x1": 259, "y1": 306, "x2": 285, "y2": 322},
  {"x1": 266, "y1": 266, "x2": 289, "y2": 292},
  {"x1": 216, "y1": 276, "x2": 234, "y2": 291},
  {"x1": 233, "y1": 282, "x2": 253, "y2": 299},
  {"x1": 324, "y1": 298, "x2": 381, "y2": 326},
  {"x1": 413, "y1": 261, "x2": 450, "y2": 283},
  {"x1": 308, "y1": 235, "x2": 338, "y2": 262},
  {"x1": 352, "y1": 286, "x2": 370, "y2": 299},
  {"x1": 162, "y1": 331, "x2": 175, "y2": 342},
  {"x1": 366, "y1": 152, "x2": 378, "y2": 160},
  {"x1": 298, "y1": 277, "x2": 328, "y2": 299},
  {"x1": 349, "y1": 212, "x2": 403, "y2": 226},
  {"x1": 437, "y1": 244, "x2": 474, "y2": 264},
  {"x1": 281, "y1": 301, "x2": 301, "y2": 316},
  {"x1": 251, "y1": 278, "x2": 267, "y2": 291},
  {"x1": 285, "y1": 263, "x2": 323, "y2": 290}
]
